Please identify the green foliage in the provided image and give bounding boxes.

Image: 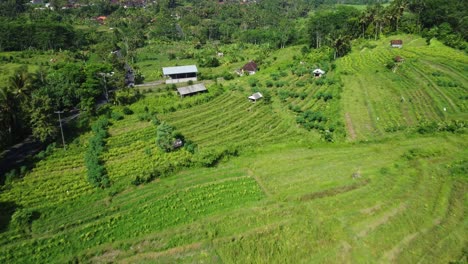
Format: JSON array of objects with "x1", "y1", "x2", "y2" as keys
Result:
[
  {"x1": 194, "y1": 146, "x2": 239, "y2": 167},
  {"x1": 10, "y1": 209, "x2": 33, "y2": 233},
  {"x1": 111, "y1": 111, "x2": 124, "y2": 121},
  {"x1": 0, "y1": 21, "x2": 76, "y2": 51},
  {"x1": 84, "y1": 117, "x2": 110, "y2": 188},
  {"x1": 156, "y1": 122, "x2": 176, "y2": 152},
  {"x1": 122, "y1": 107, "x2": 134, "y2": 115}
]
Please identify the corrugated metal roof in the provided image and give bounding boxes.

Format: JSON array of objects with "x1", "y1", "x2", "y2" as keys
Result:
[
  {"x1": 248, "y1": 92, "x2": 263, "y2": 100},
  {"x1": 177, "y1": 83, "x2": 207, "y2": 96},
  {"x1": 313, "y1": 69, "x2": 325, "y2": 74},
  {"x1": 162, "y1": 65, "x2": 198, "y2": 75}
]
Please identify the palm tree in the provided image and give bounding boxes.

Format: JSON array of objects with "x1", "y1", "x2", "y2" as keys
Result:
[
  {"x1": 0, "y1": 85, "x2": 17, "y2": 147},
  {"x1": 8, "y1": 66, "x2": 33, "y2": 105}
]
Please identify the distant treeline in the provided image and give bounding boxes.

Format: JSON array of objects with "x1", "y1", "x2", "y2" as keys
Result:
[{"x1": 0, "y1": 21, "x2": 75, "y2": 51}]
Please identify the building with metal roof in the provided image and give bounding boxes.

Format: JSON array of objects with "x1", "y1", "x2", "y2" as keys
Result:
[
  {"x1": 162, "y1": 65, "x2": 198, "y2": 84},
  {"x1": 177, "y1": 83, "x2": 207, "y2": 97},
  {"x1": 248, "y1": 92, "x2": 263, "y2": 102},
  {"x1": 313, "y1": 69, "x2": 325, "y2": 77}
]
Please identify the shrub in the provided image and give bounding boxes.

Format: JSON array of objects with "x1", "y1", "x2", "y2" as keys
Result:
[
  {"x1": 223, "y1": 72, "x2": 234, "y2": 80},
  {"x1": 11, "y1": 209, "x2": 33, "y2": 232},
  {"x1": 156, "y1": 122, "x2": 176, "y2": 152},
  {"x1": 248, "y1": 78, "x2": 259, "y2": 87},
  {"x1": 111, "y1": 111, "x2": 124, "y2": 121},
  {"x1": 122, "y1": 107, "x2": 133, "y2": 115}
]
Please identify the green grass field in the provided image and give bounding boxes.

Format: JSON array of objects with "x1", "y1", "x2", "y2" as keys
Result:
[
  {"x1": 337, "y1": 36, "x2": 467, "y2": 140},
  {"x1": 0, "y1": 35, "x2": 466, "y2": 263}
]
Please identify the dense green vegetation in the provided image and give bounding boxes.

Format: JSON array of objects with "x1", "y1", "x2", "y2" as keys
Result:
[{"x1": 0, "y1": 0, "x2": 466, "y2": 262}]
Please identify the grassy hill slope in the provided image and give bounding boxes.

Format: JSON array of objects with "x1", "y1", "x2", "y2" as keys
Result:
[
  {"x1": 0, "y1": 36, "x2": 466, "y2": 263},
  {"x1": 338, "y1": 36, "x2": 467, "y2": 140}
]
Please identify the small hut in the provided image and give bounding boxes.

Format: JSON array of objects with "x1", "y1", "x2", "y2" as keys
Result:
[
  {"x1": 390, "y1": 40, "x2": 403, "y2": 48},
  {"x1": 248, "y1": 92, "x2": 263, "y2": 102},
  {"x1": 313, "y1": 69, "x2": 325, "y2": 78},
  {"x1": 241, "y1": 61, "x2": 258, "y2": 75}
]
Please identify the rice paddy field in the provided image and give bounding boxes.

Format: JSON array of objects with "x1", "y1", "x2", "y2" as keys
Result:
[{"x1": 0, "y1": 35, "x2": 466, "y2": 263}]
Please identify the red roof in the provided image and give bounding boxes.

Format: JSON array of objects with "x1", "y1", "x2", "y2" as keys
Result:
[
  {"x1": 390, "y1": 40, "x2": 403, "y2": 45},
  {"x1": 242, "y1": 61, "x2": 257, "y2": 72}
]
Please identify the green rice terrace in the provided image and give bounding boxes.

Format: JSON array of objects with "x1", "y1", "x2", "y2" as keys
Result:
[{"x1": 0, "y1": 35, "x2": 467, "y2": 263}]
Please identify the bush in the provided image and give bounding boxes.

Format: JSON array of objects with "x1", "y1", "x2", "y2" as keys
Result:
[
  {"x1": 11, "y1": 209, "x2": 33, "y2": 232},
  {"x1": 248, "y1": 78, "x2": 259, "y2": 87},
  {"x1": 111, "y1": 111, "x2": 124, "y2": 121},
  {"x1": 122, "y1": 107, "x2": 133, "y2": 115},
  {"x1": 223, "y1": 72, "x2": 234, "y2": 80}
]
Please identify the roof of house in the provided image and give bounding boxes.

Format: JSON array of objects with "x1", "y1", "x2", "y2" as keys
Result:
[
  {"x1": 177, "y1": 83, "x2": 206, "y2": 96},
  {"x1": 248, "y1": 92, "x2": 263, "y2": 100},
  {"x1": 313, "y1": 69, "x2": 325, "y2": 74},
  {"x1": 242, "y1": 61, "x2": 257, "y2": 72},
  {"x1": 390, "y1": 40, "x2": 403, "y2": 45},
  {"x1": 163, "y1": 65, "x2": 198, "y2": 75}
]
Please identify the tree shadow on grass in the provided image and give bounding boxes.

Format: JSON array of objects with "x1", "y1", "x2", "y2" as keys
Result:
[{"x1": 0, "y1": 201, "x2": 19, "y2": 233}]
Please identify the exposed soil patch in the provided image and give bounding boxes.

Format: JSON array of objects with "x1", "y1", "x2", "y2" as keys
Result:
[
  {"x1": 345, "y1": 112, "x2": 357, "y2": 141},
  {"x1": 299, "y1": 179, "x2": 370, "y2": 202}
]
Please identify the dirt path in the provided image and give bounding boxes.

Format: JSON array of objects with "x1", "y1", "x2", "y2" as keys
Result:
[{"x1": 345, "y1": 113, "x2": 357, "y2": 141}]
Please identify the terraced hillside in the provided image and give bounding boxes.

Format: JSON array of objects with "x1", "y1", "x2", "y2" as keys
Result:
[
  {"x1": 1, "y1": 134, "x2": 465, "y2": 263},
  {"x1": 160, "y1": 92, "x2": 313, "y2": 148},
  {"x1": 338, "y1": 36, "x2": 467, "y2": 140},
  {"x1": 0, "y1": 36, "x2": 466, "y2": 263}
]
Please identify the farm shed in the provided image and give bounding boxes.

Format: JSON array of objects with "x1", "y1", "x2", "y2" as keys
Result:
[
  {"x1": 248, "y1": 92, "x2": 263, "y2": 102},
  {"x1": 162, "y1": 65, "x2": 198, "y2": 84},
  {"x1": 177, "y1": 83, "x2": 207, "y2": 97},
  {"x1": 390, "y1": 40, "x2": 403, "y2": 48},
  {"x1": 313, "y1": 69, "x2": 325, "y2": 78},
  {"x1": 241, "y1": 61, "x2": 258, "y2": 75}
]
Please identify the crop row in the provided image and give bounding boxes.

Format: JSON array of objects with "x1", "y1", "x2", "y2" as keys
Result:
[{"x1": 0, "y1": 176, "x2": 263, "y2": 263}]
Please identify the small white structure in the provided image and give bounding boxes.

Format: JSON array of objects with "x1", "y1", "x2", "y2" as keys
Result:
[
  {"x1": 162, "y1": 65, "x2": 198, "y2": 84},
  {"x1": 313, "y1": 69, "x2": 325, "y2": 78},
  {"x1": 248, "y1": 92, "x2": 263, "y2": 102}
]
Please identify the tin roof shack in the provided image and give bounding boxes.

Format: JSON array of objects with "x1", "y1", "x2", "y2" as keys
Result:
[
  {"x1": 162, "y1": 65, "x2": 198, "y2": 84},
  {"x1": 177, "y1": 83, "x2": 207, "y2": 97},
  {"x1": 248, "y1": 92, "x2": 263, "y2": 102},
  {"x1": 313, "y1": 69, "x2": 325, "y2": 78}
]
